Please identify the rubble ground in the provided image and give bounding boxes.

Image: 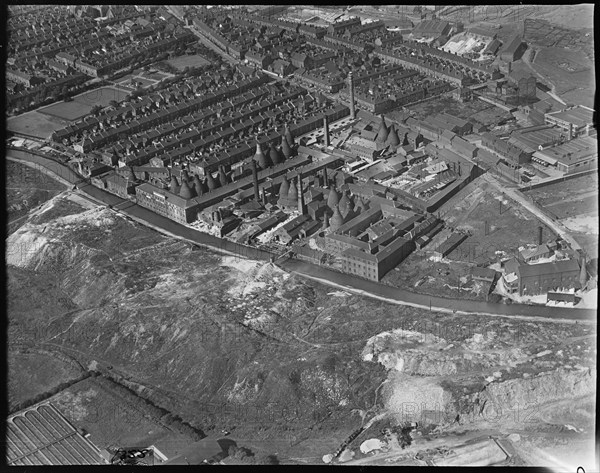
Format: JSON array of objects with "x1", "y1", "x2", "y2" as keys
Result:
[{"x1": 7, "y1": 186, "x2": 596, "y2": 466}]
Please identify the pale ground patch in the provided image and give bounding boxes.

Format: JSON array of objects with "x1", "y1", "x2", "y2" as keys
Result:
[
  {"x1": 256, "y1": 212, "x2": 299, "y2": 245},
  {"x1": 560, "y1": 215, "x2": 599, "y2": 234}
]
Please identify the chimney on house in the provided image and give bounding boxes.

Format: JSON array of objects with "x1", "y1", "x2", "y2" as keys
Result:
[
  {"x1": 251, "y1": 159, "x2": 259, "y2": 201},
  {"x1": 537, "y1": 225, "x2": 543, "y2": 246},
  {"x1": 348, "y1": 71, "x2": 356, "y2": 119},
  {"x1": 323, "y1": 114, "x2": 330, "y2": 147}
]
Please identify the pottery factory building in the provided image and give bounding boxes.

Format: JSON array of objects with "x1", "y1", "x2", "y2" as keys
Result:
[
  {"x1": 503, "y1": 257, "x2": 583, "y2": 296},
  {"x1": 324, "y1": 203, "x2": 440, "y2": 281}
]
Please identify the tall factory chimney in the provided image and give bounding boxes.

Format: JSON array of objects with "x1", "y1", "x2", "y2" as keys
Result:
[
  {"x1": 251, "y1": 159, "x2": 259, "y2": 201},
  {"x1": 537, "y1": 225, "x2": 543, "y2": 245},
  {"x1": 348, "y1": 71, "x2": 356, "y2": 119},
  {"x1": 579, "y1": 254, "x2": 587, "y2": 288},
  {"x1": 567, "y1": 123, "x2": 573, "y2": 141},
  {"x1": 323, "y1": 167, "x2": 328, "y2": 187},
  {"x1": 297, "y1": 174, "x2": 305, "y2": 215},
  {"x1": 323, "y1": 114, "x2": 330, "y2": 147}
]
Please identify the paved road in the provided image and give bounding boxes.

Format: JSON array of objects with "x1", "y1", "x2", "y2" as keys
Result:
[{"x1": 8, "y1": 150, "x2": 596, "y2": 322}]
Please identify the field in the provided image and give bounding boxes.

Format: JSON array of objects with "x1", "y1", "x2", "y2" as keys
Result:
[
  {"x1": 167, "y1": 54, "x2": 211, "y2": 71},
  {"x1": 523, "y1": 173, "x2": 599, "y2": 258},
  {"x1": 440, "y1": 180, "x2": 556, "y2": 258},
  {"x1": 8, "y1": 352, "x2": 83, "y2": 412},
  {"x1": 39, "y1": 100, "x2": 94, "y2": 121},
  {"x1": 402, "y1": 96, "x2": 490, "y2": 122},
  {"x1": 73, "y1": 85, "x2": 131, "y2": 108},
  {"x1": 530, "y1": 47, "x2": 595, "y2": 108},
  {"x1": 6, "y1": 110, "x2": 67, "y2": 139},
  {"x1": 52, "y1": 377, "x2": 190, "y2": 451}
]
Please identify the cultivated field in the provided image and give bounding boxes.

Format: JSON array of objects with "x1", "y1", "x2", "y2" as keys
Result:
[
  {"x1": 7, "y1": 110, "x2": 67, "y2": 140},
  {"x1": 167, "y1": 54, "x2": 211, "y2": 71}
]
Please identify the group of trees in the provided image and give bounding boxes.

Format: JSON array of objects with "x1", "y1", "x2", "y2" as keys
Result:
[
  {"x1": 93, "y1": 372, "x2": 204, "y2": 441},
  {"x1": 227, "y1": 446, "x2": 279, "y2": 465}
]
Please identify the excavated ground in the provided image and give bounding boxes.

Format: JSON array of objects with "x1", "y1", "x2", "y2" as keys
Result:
[{"x1": 7, "y1": 186, "x2": 596, "y2": 465}]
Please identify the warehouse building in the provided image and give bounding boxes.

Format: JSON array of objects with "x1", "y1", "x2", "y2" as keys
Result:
[
  {"x1": 532, "y1": 135, "x2": 598, "y2": 174},
  {"x1": 544, "y1": 105, "x2": 595, "y2": 139}
]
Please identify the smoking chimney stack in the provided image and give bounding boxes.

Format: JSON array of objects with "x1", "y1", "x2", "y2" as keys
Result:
[{"x1": 348, "y1": 71, "x2": 356, "y2": 119}]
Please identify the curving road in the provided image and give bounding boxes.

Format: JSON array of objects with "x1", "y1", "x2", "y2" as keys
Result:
[{"x1": 7, "y1": 150, "x2": 597, "y2": 322}]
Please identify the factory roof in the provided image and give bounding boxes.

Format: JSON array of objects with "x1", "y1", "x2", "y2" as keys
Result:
[
  {"x1": 534, "y1": 135, "x2": 597, "y2": 165},
  {"x1": 517, "y1": 258, "x2": 580, "y2": 278},
  {"x1": 546, "y1": 105, "x2": 595, "y2": 127}
]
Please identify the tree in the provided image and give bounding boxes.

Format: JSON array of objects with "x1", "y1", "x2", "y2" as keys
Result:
[
  {"x1": 90, "y1": 105, "x2": 103, "y2": 116},
  {"x1": 109, "y1": 100, "x2": 119, "y2": 108}
]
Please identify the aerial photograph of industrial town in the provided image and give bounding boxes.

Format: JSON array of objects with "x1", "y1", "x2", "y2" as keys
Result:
[{"x1": 5, "y1": 3, "x2": 597, "y2": 468}]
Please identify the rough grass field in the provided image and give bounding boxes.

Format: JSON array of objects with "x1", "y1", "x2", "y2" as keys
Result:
[
  {"x1": 523, "y1": 174, "x2": 599, "y2": 258},
  {"x1": 73, "y1": 86, "x2": 131, "y2": 108},
  {"x1": 166, "y1": 54, "x2": 211, "y2": 71},
  {"x1": 52, "y1": 377, "x2": 190, "y2": 451},
  {"x1": 523, "y1": 174, "x2": 598, "y2": 218},
  {"x1": 8, "y1": 352, "x2": 84, "y2": 411},
  {"x1": 7, "y1": 110, "x2": 67, "y2": 140},
  {"x1": 403, "y1": 96, "x2": 490, "y2": 122},
  {"x1": 531, "y1": 47, "x2": 595, "y2": 108},
  {"x1": 39, "y1": 100, "x2": 93, "y2": 121}
]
